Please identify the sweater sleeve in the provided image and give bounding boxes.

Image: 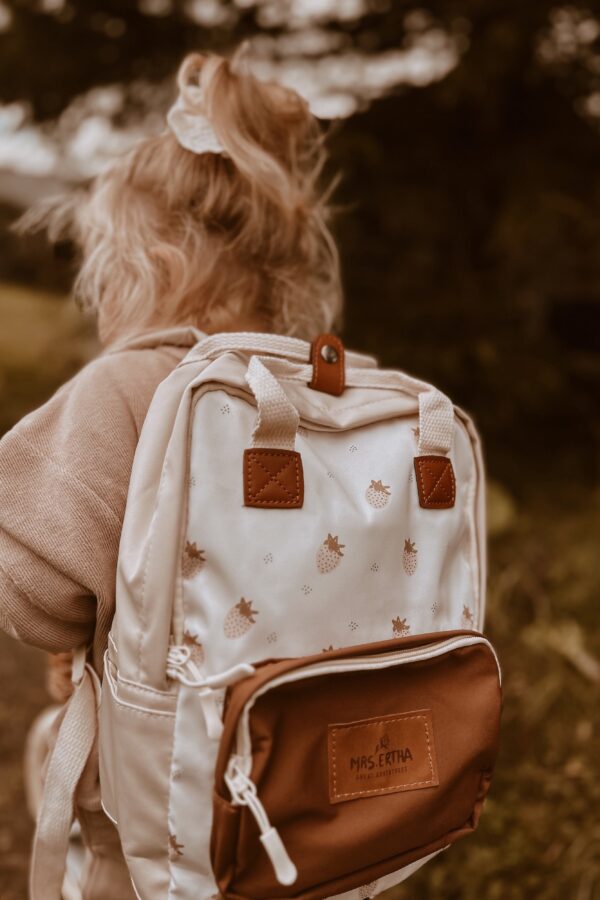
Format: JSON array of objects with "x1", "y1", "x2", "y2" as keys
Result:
[{"x1": 0, "y1": 352, "x2": 149, "y2": 653}]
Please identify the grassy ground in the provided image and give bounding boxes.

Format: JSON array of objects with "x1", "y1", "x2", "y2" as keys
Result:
[
  {"x1": 0, "y1": 636, "x2": 46, "y2": 900},
  {"x1": 0, "y1": 286, "x2": 598, "y2": 898}
]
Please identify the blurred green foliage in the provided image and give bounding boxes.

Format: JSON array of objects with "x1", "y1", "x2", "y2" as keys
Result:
[
  {"x1": 1, "y1": 1, "x2": 598, "y2": 488},
  {"x1": 389, "y1": 495, "x2": 600, "y2": 899}
]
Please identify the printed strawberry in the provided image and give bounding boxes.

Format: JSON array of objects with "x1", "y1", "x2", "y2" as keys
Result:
[
  {"x1": 461, "y1": 605, "x2": 475, "y2": 629},
  {"x1": 182, "y1": 541, "x2": 206, "y2": 579},
  {"x1": 365, "y1": 479, "x2": 391, "y2": 509},
  {"x1": 402, "y1": 538, "x2": 418, "y2": 576},
  {"x1": 392, "y1": 616, "x2": 410, "y2": 637},
  {"x1": 358, "y1": 881, "x2": 379, "y2": 899},
  {"x1": 169, "y1": 833, "x2": 184, "y2": 860},
  {"x1": 183, "y1": 629, "x2": 204, "y2": 667},
  {"x1": 316, "y1": 534, "x2": 345, "y2": 574},
  {"x1": 224, "y1": 598, "x2": 259, "y2": 639}
]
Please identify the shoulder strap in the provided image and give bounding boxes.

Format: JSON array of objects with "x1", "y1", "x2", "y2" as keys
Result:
[{"x1": 29, "y1": 648, "x2": 100, "y2": 900}]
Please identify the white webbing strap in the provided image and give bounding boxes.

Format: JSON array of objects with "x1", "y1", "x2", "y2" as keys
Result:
[
  {"x1": 418, "y1": 389, "x2": 455, "y2": 455},
  {"x1": 244, "y1": 357, "x2": 454, "y2": 455},
  {"x1": 29, "y1": 652, "x2": 100, "y2": 900},
  {"x1": 245, "y1": 356, "x2": 300, "y2": 451}
]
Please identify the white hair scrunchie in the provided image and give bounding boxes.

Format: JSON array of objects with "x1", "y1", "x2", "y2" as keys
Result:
[{"x1": 167, "y1": 83, "x2": 226, "y2": 156}]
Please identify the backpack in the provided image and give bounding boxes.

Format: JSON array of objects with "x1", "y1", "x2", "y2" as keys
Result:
[{"x1": 33, "y1": 331, "x2": 501, "y2": 900}]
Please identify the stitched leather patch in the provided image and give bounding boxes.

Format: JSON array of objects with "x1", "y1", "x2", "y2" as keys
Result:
[
  {"x1": 243, "y1": 449, "x2": 304, "y2": 509},
  {"x1": 414, "y1": 456, "x2": 456, "y2": 509},
  {"x1": 328, "y1": 710, "x2": 439, "y2": 804},
  {"x1": 309, "y1": 333, "x2": 345, "y2": 396}
]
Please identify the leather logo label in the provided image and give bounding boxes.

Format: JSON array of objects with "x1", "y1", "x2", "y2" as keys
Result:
[{"x1": 328, "y1": 710, "x2": 439, "y2": 804}]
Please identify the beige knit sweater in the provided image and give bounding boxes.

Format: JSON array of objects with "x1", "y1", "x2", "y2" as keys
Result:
[{"x1": 0, "y1": 329, "x2": 198, "y2": 674}]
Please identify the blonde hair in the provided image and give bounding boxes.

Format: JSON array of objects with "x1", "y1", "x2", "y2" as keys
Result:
[{"x1": 18, "y1": 50, "x2": 343, "y2": 346}]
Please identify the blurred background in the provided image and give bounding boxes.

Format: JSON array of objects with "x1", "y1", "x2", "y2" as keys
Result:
[{"x1": 0, "y1": 1, "x2": 599, "y2": 897}]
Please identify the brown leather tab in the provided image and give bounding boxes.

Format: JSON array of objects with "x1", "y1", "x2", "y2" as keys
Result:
[
  {"x1": 414, "y1": 456, "x2": 456, "y2": 509},
  {"x1": 244, "y1": 449, "x2": 304, "y2": 509},
  {"x1": 309, "y1": 333, "x2": 345, "y2": 396},
  {"x1": 328, "y1": 709, "x2": 439, "y2": 804}
]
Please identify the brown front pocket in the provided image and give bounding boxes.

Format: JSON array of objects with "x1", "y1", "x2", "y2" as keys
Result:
[{"x1": 211, "y1": 631, "x2": 501, "y2": 900}]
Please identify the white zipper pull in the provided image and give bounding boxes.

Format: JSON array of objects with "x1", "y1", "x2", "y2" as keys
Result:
[
  {"x1": 167, "y1": 646, "x2": 224, "y2": 739},
  {"x1": 225, "y1": 762, "x2": 297, "y2": 886},
  {"x1": 167, "y1": 647, "x2": 254, "y2": 741}
]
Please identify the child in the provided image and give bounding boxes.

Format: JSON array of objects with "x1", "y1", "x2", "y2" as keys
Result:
[{"x1": 0, "y1": 48, "x2": 342, "y2": 899}]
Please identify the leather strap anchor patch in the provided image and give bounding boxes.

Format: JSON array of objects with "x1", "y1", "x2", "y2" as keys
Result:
[
  {"x1": 244, "y1": 448, "x2": 304, "y2": 509},
  {"x1": 414, "y1": 456, "x2": 456, "y2": 509}
]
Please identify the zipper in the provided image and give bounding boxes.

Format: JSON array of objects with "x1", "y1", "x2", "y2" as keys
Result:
[
  {"x1": 225, "y1": 760, "x2": 298, "y2": 886},
  {"x1": 166, "y1": 645, "x2": 255, "y2": 740},
  {"x1": 233, "y1": 635, "x2": 499, "y2": 765}
]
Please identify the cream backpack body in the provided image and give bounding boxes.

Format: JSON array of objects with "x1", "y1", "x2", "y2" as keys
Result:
[{"x1": 97, "y1": 331, "x2": 501, "y2": 899}]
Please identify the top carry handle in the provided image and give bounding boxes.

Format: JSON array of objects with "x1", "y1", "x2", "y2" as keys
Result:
[{"x1": 183, "y1": 332, "x2": 378, "y2": 369}]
